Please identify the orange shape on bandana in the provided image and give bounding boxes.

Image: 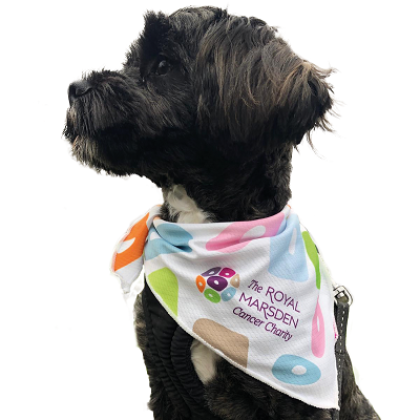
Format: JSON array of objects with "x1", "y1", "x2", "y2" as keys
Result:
[
  {"x1": 196, "y1": 275, "x2": 206, "y2": 293},
  {"x1": 113, "y1": 212, "x2": 150, "y2": 272}
]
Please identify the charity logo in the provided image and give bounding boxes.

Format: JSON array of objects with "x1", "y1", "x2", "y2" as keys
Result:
[{"x1": 196, "y1": 267, "x2": 240, "y2": 303}]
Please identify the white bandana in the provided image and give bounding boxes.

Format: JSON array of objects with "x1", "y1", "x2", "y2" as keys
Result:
[{"x1": 111, "y1": 204, "x2": 339, "y2": 409}]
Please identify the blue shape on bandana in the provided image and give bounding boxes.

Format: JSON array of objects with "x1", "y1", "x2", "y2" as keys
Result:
[
  {"x1": 272, "y1": 354, "x2": 321, "y2": 385},
  {"x1": 145, "y1": 224, "x2": 193, "y2": 260},
  {"x1": 221, "y1": 287, "x2": 237, "y2": 301},
  {"x1": 268, "y1": 214, "x2": 308, "y2": 282}
]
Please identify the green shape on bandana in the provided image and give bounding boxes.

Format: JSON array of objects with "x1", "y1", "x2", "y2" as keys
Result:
[
  {"x1": 204, "y1": 288, "x2": 221, "y2": 303},
  {"x1": 302, "y1": 231, "x2": 321, "y2": 289},
  {"x1": 148, "y1": 268, "x2": 179, "y2": 316}
]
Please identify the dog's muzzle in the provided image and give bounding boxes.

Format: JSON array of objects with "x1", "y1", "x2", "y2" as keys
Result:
[{"x1": 67, "y1": 80, "x2": 93, "y2": 106}]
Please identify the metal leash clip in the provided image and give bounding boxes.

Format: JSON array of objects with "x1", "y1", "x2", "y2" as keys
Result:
[{"x1": 333, "y1": 285, "x2": 353, "y2": 306}]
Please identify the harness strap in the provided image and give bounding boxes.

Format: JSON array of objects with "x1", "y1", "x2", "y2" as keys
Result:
[{"x1": 332, "y1": 286, "x2": 352, "y2": 420}]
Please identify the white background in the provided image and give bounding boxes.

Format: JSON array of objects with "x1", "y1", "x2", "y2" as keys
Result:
[{"x1": 1, "y1": 1, "x2": 418, "y2": 419}]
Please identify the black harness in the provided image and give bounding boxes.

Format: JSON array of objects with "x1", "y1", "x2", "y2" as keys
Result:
[
  {"x1": 332, "y1": 286, "x2": 352, "y2": 419},
  {"x1": 142, "y1": 281, "x2": 351, "y2": 420}
]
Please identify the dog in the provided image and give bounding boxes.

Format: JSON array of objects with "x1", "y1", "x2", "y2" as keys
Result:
[{"x1": 64, "y1": 6, "x2": 380, "y2": 420}]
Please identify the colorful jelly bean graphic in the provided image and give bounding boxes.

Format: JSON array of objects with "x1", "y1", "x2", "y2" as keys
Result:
[
  {"x1": 196, "y1": 275, "x2": 206, "y2": 293},
  {"x1": 221, "y1": 287, "x2": 237, "y2": 301},
  {"x1": 269, "y1": 214, "x2": 308, "y2": 282},
  {"x1": 220, "y1": 268, "x2": 235, "y2": 277},
  {"x1": 311, "y1": 298, "x2": 325, "y2": 358},
  {"x1": 193, "y1": 318, "x2": 249, "y2": 367},
  {"x1": 230, "y1": 274, "x2": 240, "y2": 288},
  {"x1": 112, "y1": 212, "x2": 154, "y2": 292},
  {"x1": 204, "y1": 289, "x2": 221, "y2": 303},
  {"x1": 206, "y1": 212, "x2": 285, "y2": 253},
  {"x1": 145, "y1": 223, "x2": 193, "y2": 260},
  {"x1": 272, "y1": 355, "x2": 321, "y2": 385},
  {"x1": 197, "y1": 267, "x2": 240, "y2": 303},
  {"x1": 333, "y1": 319, "x2": 338, "y2": 341},
  {"x1": 148, "y1": 268, "x2": 179, "y2": 316},
  {"x1": 302, "y1": 231, "x2": 320, "y2": 289},
  {"x1": 113, "y1": 212, "x2": 150, "y2": 272},
  {"x1": 201, "y1": 267, "x2": 221, "y2": 276},
  {"x1": 208, "y1": 276, "x2": 228, "y2": 291}
]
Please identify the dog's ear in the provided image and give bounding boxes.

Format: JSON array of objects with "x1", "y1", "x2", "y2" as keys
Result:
[
  {"x1": 194, "y1": 18, "x2": 335, "y2": 157},
  {"x1": 263, "y1": 50, "x2": 335, "y2": 149}
]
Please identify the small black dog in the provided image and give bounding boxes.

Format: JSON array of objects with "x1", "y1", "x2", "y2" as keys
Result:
[{"x1": 64, "y1": 6, "x2": 380, "y2": 420}]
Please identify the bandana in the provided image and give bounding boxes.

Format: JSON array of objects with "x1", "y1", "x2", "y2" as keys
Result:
[{"x1": 111, "y1": 204, "x2": 339, "y2": 410}]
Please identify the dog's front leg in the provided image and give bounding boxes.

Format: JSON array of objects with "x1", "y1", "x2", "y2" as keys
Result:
[{"x1": 134, "y1": 293, "x2": 188, "y2": 420}]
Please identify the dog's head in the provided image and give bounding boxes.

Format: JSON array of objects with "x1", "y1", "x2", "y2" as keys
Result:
[{"x1": 64, "y1": 6, "x2": 334, "y2": 219}]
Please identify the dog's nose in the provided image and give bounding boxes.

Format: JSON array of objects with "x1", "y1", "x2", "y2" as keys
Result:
[{"x1": 68, "y1": 80, "x2": 92, "y2": 106}]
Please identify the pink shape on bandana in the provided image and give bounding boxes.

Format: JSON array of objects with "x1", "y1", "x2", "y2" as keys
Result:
[
  {"x1": 333, "y1": 319, "x2": 338, "y2": 341},
  {"x1": 311, "y1": 297, "x2": 325, "y2": 358},
  {"x1": 206, "y1": 212, "x2": 285, "y2": 253}
]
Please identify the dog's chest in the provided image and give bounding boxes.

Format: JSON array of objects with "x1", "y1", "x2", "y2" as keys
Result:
[
  {"x1": 165, "y1": 185, "x2": 211, "y2": 223},
  {"x1": 164, "y1": 185, "x2": 220, "y2": 382}
]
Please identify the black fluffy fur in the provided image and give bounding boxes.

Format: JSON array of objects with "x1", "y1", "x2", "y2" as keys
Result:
[{"x1": 64, "y1": 6, "x2": 380, "y2": 419}]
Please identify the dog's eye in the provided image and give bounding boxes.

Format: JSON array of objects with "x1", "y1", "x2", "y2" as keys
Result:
[{"x1": 154, "y1": 59, "x2": 171, "y2": 76}]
